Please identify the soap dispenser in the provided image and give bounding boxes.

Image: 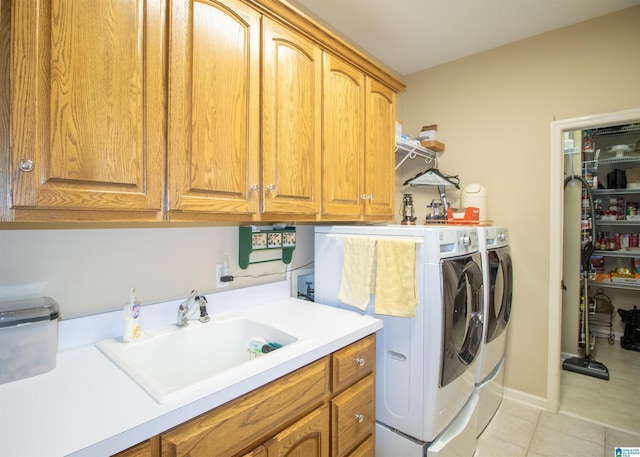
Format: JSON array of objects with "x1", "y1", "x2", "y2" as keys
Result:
[{"x1": 123, "y1": 287, "x2": 141, "y2": 342}]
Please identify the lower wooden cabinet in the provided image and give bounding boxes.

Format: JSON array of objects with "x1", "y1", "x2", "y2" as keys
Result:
[
  {"x1": 112, "y1": 335, "x2": 375, "y2": 457},
  {"x1": 160, "y1": 357, "x2": 329, "y2": 457},
  {"x1": 263, "y1": 404, "x2": 330, "y2": 457}
]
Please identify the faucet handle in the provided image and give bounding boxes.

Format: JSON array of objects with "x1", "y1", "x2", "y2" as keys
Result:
[{"x1": 198, "y1": 296, "x2": 210, "y2": 323}]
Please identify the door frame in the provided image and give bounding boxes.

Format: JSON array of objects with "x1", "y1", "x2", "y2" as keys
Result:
[{"x1": 547, "y1": 107, "x2": 640, "y2": 412}]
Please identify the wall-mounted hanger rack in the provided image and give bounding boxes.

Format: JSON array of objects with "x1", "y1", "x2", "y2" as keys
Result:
[{"x1": 395, "y1": 136, "x2": 442, "y2": 171}]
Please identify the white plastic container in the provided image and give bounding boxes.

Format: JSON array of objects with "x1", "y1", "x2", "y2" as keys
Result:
[
  {"x1": 461, "y1": 184, "x2": 488, "y2": 222},
  {"x1": 0, "y1": 297, "x2": 60, "y2": 384}
]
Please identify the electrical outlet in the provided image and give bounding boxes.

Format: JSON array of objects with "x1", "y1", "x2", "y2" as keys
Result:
[{"x1": 216, "y1": 263, "x2": 229, "y2": 288}]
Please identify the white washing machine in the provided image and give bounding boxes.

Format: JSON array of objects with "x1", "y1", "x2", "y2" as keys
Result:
[
  {"x1": 314, "y1": 225, "x2": 484, "y2": 456},
  {"x1": 474, "y1": 226, "x2": 513, "y2": 435}
]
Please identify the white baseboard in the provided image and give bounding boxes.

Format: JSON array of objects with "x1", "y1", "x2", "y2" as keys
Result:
[{"x1": 503, "y1": 387, "x2": 547, "y2": 410}]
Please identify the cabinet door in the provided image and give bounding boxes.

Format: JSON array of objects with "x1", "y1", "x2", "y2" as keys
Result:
[
  {"x1": 168, "y1": 0, "x2": 260, "y2": 216},
  {"x1": 321, "y1": 53, "x2": 365, "y2": 218},
  {"x1": 262, "y1": 19, "x2": 321, "y2": 216},
  {"x1": 364, "y1": 78, "x2": 395, "y2": 219},
  {"x1": 264, "y1": 405, "x2": 330, "y2": 457},
  {"x1": 331, "y1": 374, "x2": 375, "y2": 457},
  {"x1": 10, "y1": 0, "x2": 165, "y2": 218}
]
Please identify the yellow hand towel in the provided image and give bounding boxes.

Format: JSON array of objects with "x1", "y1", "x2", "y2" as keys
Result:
[
  {"x1": 374, "y1": 239, "x2": 418, "y2": 317},
  {"x1": 338, "y1": 236, "x2": 376, "y2": 310}
]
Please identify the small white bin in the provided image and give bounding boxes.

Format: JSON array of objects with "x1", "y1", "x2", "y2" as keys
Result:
[
  {"x1": 0, "y1": 297, "x2": 60, "y2": 384},
  {"x1": 461, "y1": 184, "x2": 488, "y2": 222}
]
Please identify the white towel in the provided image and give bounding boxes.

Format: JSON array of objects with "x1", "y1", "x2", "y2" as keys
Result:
[
  {"x1": 338, "y1": 236, "x2": 376, "y2": 310},
  {"x1": 374, "y1": 239, "x2": 418, "y2": 317}
]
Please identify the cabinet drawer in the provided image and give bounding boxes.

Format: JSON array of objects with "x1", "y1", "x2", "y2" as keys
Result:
[
  {"x1": 347, "y1": 434, "x2": 374, "y2": 457},
  {"x1": 331, "y1": 374, "x2": 375, "y2": 457},
  {"x1": 161, "y1": 357, "x2": 329, "y2": 457},
  {"x1": 331, "y1": 334, "x2": 375, "y2": 393}
]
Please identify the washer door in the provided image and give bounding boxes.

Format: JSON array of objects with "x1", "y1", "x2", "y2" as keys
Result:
[
  {"x1": 485, "y1": 247, "x2": 513, "y2": 344},
  {"x1": 440, "y1": 253, "x2": 484, "y2": 388}
]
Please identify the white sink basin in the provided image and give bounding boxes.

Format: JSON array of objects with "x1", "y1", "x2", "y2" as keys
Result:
[{"x1": 97, "y1": 317, "x2": 299, "y2": 403}]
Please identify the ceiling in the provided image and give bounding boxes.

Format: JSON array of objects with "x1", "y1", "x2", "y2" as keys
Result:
[{"x1": 289, "y1": 0, "x2": 640, "y2": 76}]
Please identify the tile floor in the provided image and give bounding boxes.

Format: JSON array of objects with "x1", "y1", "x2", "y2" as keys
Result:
[
  {"x1": 476, "y1": 341, "x2": 640, "y2": 457},
  {"x1": 476, "y1": 398, "x2": 640, "y2": 457},
  {"x1": 560, "y1": 337, "x2": 640, "y2": 432}
]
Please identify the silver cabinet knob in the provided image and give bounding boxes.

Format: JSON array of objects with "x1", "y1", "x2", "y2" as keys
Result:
[
  {"x1": 360, "y1": 194, "x2": 367, "y2": 200},
  {"x1": 355, "y1": 357, "x2": 365, "y2": 367},
  {"x1": 18, "y1": 159, "x2": 34, "y2": 172},
  {"x1": 249, "y1": 184, "x2": 259, "y2": 192},
  {"x1": 369, "y1": 194, "x2": 375, "y2": 200},
  {"x1": 267, "y1": 184, "x2": 276, "y2": 192},
  {"x1": 355, "y1": 414, "x2": 364, "y2": 423}
]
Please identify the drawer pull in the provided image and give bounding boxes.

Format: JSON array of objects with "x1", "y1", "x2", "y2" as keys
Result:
[
  {"x1": 355, "y1": 414, "x2": 364, "y2": 423},
  {"x1": 355, "y1": 357, "x2": 365, "y2": 367}
]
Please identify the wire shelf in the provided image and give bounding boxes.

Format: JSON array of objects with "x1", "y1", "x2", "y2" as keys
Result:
[
  {"x1": 592, "y1": 123, "x2": 640, "y2": 136},
  {"x1": 394, "y1": 136, "x2": 440, "y2": 171}
]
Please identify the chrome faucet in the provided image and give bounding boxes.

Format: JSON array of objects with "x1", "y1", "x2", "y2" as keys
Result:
[{"x1": 177, "y1": 290, "x2": 210, "y2": 327}]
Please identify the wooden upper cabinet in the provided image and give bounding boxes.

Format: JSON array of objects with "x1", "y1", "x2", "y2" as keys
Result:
[
  {"x1": 321, "y1": 53, "x2": 395, "y2": 220},
  {"x1": 261, "y1": 18, "x2": 321, "y2": 216},
  {"x1": 321, "y1": 53, "x2": 365, "y2": 218},
  {"x1": 167, "y1": 0, "x2": 260, "y2": 217},
  {"x1": 364, "y1": 78, "x2": 395, "y2": 218},
  {"x1": 10, "y1": 0, "x2": 165, "y2": 218}
]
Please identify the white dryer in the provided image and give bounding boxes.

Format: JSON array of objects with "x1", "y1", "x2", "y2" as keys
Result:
[
  {"x1": 314, "y1": 225, "x2": 484, "y2": 457},
  {"x1": 474, "y1": 226, "x2": 513, "y2": 435}
]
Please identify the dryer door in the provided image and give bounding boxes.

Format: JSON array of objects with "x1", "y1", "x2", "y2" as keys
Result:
[
  {"x1": 440, "y1": 253, "x2": 484, "y2": 388},
  {"x1": 485, "y1": 246, "x2": 513, "y2": 344}
]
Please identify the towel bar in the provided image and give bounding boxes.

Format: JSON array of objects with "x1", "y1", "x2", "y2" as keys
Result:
[{"x1": 326, "y1": 234, "x2": 424, "y2": 245}]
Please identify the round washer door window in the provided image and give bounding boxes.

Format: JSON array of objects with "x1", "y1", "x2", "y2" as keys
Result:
[{"x1": 440, "y1": 253, "x2": 483, "y2": 387}]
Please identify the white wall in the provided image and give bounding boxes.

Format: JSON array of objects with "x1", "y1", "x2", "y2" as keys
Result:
[
  {"x1": 0, "y1": 225, "x2": 314, "y2": 318},
  {"x1": 397, "y1": 6, "x2": 640, "y2": 399}
]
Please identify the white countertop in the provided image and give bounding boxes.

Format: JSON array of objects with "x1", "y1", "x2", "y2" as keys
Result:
[{"x1": 0, "y1": 282, "x2": 382, "y2": 457}]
